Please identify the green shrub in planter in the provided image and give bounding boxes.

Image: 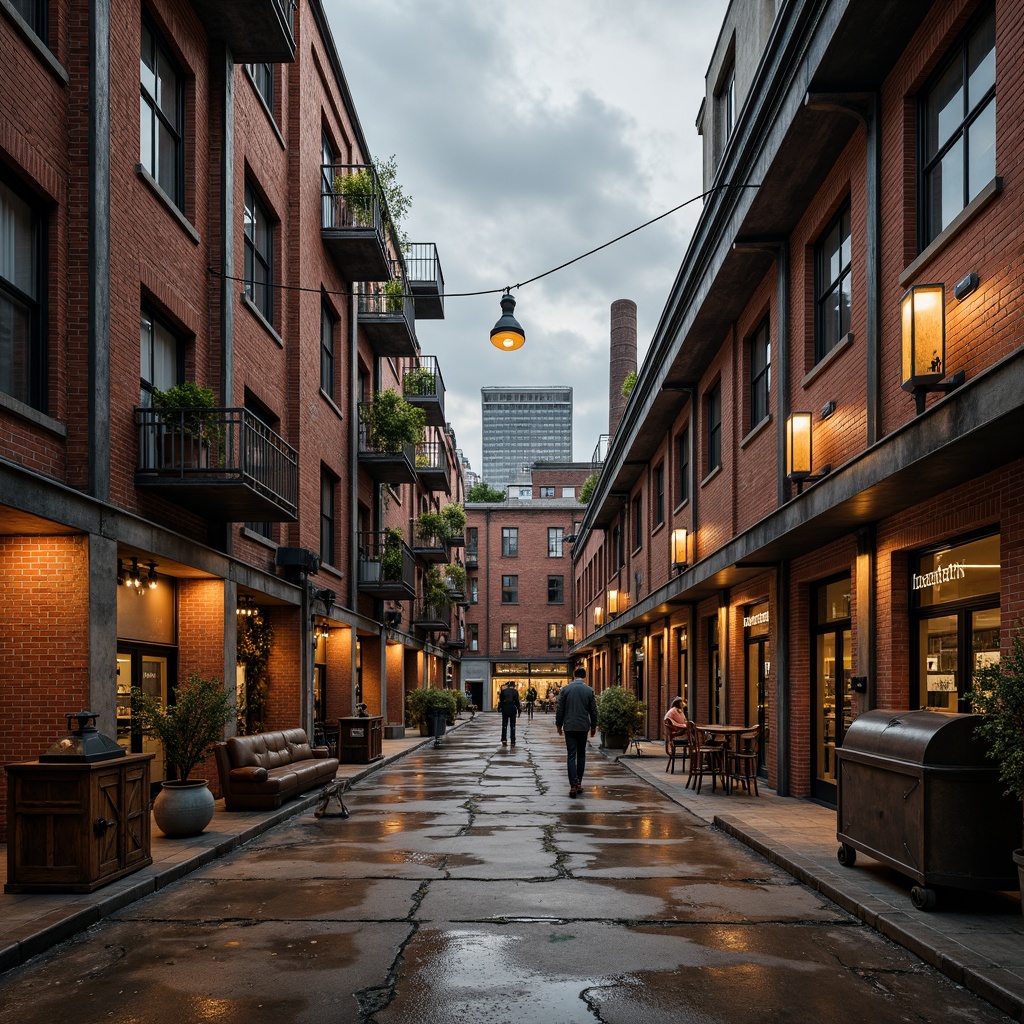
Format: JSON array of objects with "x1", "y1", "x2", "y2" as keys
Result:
[
  {"x1": 596, "y1": 686, "x2": 645, "y2": 747},
  {"x1": 381, "y1": 527, "x2": 404, "y2": 582},
  {"x1": 405, "y1": 686, "x2": 458, "y2": 728},
  {"x1": 403, "y1": 366, "x2": 436, "y2": 396},
  {"x1": 440, "y1": 502, "x2": 467, "y2": 538}
]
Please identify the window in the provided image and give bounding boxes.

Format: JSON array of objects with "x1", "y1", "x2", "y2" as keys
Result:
[
  {"x1": 676, "y1": 427, "x2": 690, "y2": 506},
  {"x1": 140, "y1": 18, "x2": 184, "y2": 209},
  {"x1": 654, "y1": 465, "x2": 665, "y2": 526},
  {"x1": 139, "y1": 306, "x2": 180, "y2": 404},
  {"x1": 501, "y1": 575, "x2": 518, "y2": 604},
  {"x1": 921, "y1": 7, "x2": 995, "y2": 246},
  {"x1": 548, "y1": 624, "x2": 564, "y2": 651},
  {"x1": 613, "y1": 523, "x2": 623, "y2": 569},
  {"x1": 749, "y1": 318, "x2": 771, "y2": 426},
  {"x1": 561, "y1": 487, "x2": 576, "y2": 498},
  {"x1": 321, "y1": 132, "x2": 336, "y2": 228},
  {"x1": 320, "y1": 468, "x2": 336, "y2": 566},
  {"x1": 539, "y1": 486, "x2": 555, "y2": 498},
  {"x1": 469, "y1": 578, "x2": 478, "y2": 604},
  {"x1": 320, "y1": 302, "x2": 335, "y2": 399},
  {"x1": 247, "y1": 63, "x2": 274, "y2": 113},
  {"x1": 468, "y1": 623, "x2": 479, "y2": 652},
  {"x1": 244, "y1": 181, "x2": 273, "y2": 322},
  {"x1": 13, "y1": 0, "x2": 47, "y2": 39},
  {"x1": 548, "y1": 576, "x2": 564, "y2": 604},
  {"x1": 501, "y1": 527, "x2": 518, "y2": 557},
  {"x1": 548, "y1": 527, "x2": 563, "y2": 558},
  {"x1": 632, "y1": 495, "x2": 642, "y2": 551},
  {"x1": 815, "y1": 205, "x2": 851, "y2": 363},
  {"x1": 1, "y1": 178, "x2": 46, "y2": 411},
  {"x1": 717, "y1": 59, "x2": 736, "y2": 147},
  {"x1": 501, "y1": 624, "x2": 519, "y2": 651},
  {"x1": 706, "y1": 383, "x2": 722, "y2": 474}
]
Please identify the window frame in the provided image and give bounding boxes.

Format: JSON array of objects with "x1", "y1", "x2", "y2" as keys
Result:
[
  {"x1": 501, "y1": 527, "x2": 518, "y2": 557},
  {"x1": 320, "y1": 301, "x2": 335, "y2": 400},
  {"x1": 676, "y1": 426, "x2": 690, "y2": 507},
  {"x1": 654, "y1": 464, "x2": 665, "y2": 526},
  {"x1": 501, "y1": 624, "x2": 519, "y2": 652},
  {"x1": 749, "y1": 317, "x2": 771, "y2": 427},
  {"x1": 320, "y1": 467, "x2": 336, "y2": 567},
  {"x1": 814, "y1": 204, "x2": 852, "y2": 364},
  {"x1": 501, "y1": 574, "x2": 519, "y2": 605},
  {"x1": 547, "y1": 527, "x2": 563, "y2": 558},
  {"x1": 243, "y1": 180, "x2": 274, "y2": 323},
  {"x1": 12, "y1": 0, "x2": 48, "y2": 40},
  {"x1": 548, "y1": 575, "x2": 564, "y2": 604},
  {"x1": 246, "y1": 62, "x2": 274, "y2": 114},
  {"x1": 0, "y1": 174, "x2": 47, "y2": 411},
  {"x1": 547, "y1": 623, "x2": 564, "y2": 651},
  {"x1": 919, "y1": 5, "x2": 996, "y2": 248},
  {"x1": 631, "y1": 495, "x2": 642, "y2": 552},
  {"x1": 706, "y1": 382, "x2": 722, "y2": 475},
  {"x1": 140, "y1": 16, "x2": 185, "y2": 210}
]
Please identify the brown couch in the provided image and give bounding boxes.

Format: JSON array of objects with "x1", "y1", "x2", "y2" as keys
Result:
[{"x1": 214, "y1": 728, "x2": 339, "y2": 810}]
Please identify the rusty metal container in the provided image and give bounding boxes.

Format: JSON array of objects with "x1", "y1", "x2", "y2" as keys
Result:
[{"x1": 836, "y1": 708, "x2": 1021, "y2": 910}]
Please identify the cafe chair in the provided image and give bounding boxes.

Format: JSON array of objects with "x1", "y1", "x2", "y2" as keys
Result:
[
  {"x1": 726, "y1": 728, "x2": 760, "y2": 796},
  {"x1": 685, "y1": 721, "x2": 724, "y2": 793},
  {"x1": 664, "y1": 727, "x2": 689, "y2": 774}
]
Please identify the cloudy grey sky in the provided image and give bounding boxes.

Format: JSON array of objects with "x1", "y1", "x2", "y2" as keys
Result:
[{"x1": 322, "y1": 0, "x2": 730, "y2": 476}]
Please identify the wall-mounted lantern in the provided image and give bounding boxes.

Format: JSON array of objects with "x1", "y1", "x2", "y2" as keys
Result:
[
  {"x1": 901, "y1": 282, "x2": 964, "y2": 414},
  {"x1": 670, "y1": 528, "x2": 688, "y2": 573},
  {"x1": 786, "y1": 412, "x2": 831, "y2": 495}
]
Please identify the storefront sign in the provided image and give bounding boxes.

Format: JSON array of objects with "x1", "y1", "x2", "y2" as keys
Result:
[
  {"x1": 743, "y1": 610, "x2": 770, "y2": 628},
  {"x1": 912, "y1": 562, "x2": 966, "y2": 591}
]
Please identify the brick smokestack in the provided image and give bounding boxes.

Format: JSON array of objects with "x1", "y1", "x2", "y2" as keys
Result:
[{"x1": 609, "y1": 299, "x2": 637, "y2": 437}]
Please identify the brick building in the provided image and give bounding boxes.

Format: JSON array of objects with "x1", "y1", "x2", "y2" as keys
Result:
[
  {"x1": 569, "y1": 0, "x2": 1024, "y2": 806},
  {"x1": 0, "y1": 0, "x2": 464, "y2": 838},
  {"x1": 462, "y1": 463, "x2": 590, "y2": 710}
]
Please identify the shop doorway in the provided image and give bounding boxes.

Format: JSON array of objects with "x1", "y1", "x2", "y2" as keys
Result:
[
  {"x1": 708, "y1": 615, "x2": 723, "y2": 724},
  {"x1": 116, "y1": 646, "x2": 174, "y2": 784},
  {"x1": 744, "y1": 602, "x2": 771, "y2": 775},
  {"x1": 676, "y1": 626, "x2": 690, "y2": 717},
  {"x1": 812, "y1": 577, "x2": 851, "y2": 804}
]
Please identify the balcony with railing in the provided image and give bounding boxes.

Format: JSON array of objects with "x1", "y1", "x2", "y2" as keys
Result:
[
  {"x1": 402, "y1": 356, "x2": 446, "y2": 427},
  {"x1": 135, "y1": 407, "x2": 297, "y2": 521},
  {"x1": 187, "y1": 0, "x2": 296, "y2": 61},
  {"x1": 415, "y1": 430, "x2": 451, "y2": 495},
  {"x1": 357, "y1": 402, "x2": 417, "y2": 485},
  {"x1": 358, "y1": 266, "x2": 416, "y2": 357},
  {"x1": 405, "y1": 242, "x2": 445, "y2": 320},
  {"x1": 411, "y1": 522, "x2": 448, "y2": 564},
  {"x1": 321, "y1": 164, "x2": 392, "y2": 282},
  {"x1": 464, "y1": 547, "x2": 478, "y2": 570},
  {"x1": 356, "y1": 531, "x2": 415, "y2": 600},
  {"x1": 411, "y1": 598, "x2": 451, "y2": 633}
]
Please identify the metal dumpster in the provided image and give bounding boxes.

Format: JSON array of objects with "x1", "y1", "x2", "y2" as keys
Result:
[{"x1": 836, "y1": 708, "x2": 1021, "y2": 910}]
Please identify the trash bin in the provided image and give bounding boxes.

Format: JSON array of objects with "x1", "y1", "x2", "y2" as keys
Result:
[
  {"x1": 836, "y1": 708, "x2": 1021, "y2": 909},
  {"x1": 426, "y1": 708, "x2": 447, "y2": 747}
]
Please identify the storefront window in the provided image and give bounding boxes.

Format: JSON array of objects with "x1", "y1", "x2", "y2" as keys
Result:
[
  {"x1": 744, "y1": 601, "x2": 771, "y2": 773},
  {"x1": 813, "y1": 576, "x2": 851, "y2": 803},
  {"x1": 708, "y1": 615, "x2": 723, "y2": 723},
  {"x1": 913, "y1": 533, "x2": 999, "y2": 712}
]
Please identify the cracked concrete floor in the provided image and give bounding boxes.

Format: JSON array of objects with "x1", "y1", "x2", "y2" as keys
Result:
[{"x1": 0, "y1": 715, "x2": 1012, "y2": 1023}]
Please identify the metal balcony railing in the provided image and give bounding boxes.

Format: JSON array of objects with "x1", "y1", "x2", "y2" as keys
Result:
[
  {"x1": 356, "y1": 531, "x2": 415, "y2": 599},
  {"x1": 405, "y1": 242, "x2": 445, "y2": 319},
  {"x1": 415, "y1": 437, "x2": 451, "y2": 495},
  {"x1": 403, "y1": 355, "x2": 446, "y2": 427},
  {"x1": 135, "y1": 407, "x2": 297, "y2": 521}
]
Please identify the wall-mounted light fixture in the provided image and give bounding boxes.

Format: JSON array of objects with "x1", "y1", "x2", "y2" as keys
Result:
[
  {"x1": 901, "y1": 282, "x2": 965, "y2": 414},
  {"x1": 118, "y1": 556, "x2": 158, "y2": 593},
  {"x1": 489, "y1": 289, "x2": 525, "y2": 351},
  {"x1": 565, "y1": 623, "x2": 575, "y2": 643},
  {"x1": 670, "y1": 528, "x2": 688, "y2": 573},
  {"x1": 786, "y1": 412, "x2": 831, "y2": 495},
  {"x1": 594, "y1": 606, "x2": 604, "y2": 628},
  {"x1": 607, "y1": 589, "x2": 620, "y2": 616},
  {"x1": 953, "y1": 272, "x2": 979, "y2": 301},
  {"x1": 237, "y1": 594, "x2": 258, "y2": 617},
  {"x1": 313, "y1": 619, "x2": 330, "y2": 643},
  {"x1": 820, "y1": 400, "x2": 837, "y2": 420}
]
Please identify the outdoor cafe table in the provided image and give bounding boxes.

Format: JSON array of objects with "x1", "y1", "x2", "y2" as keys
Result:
[{"x1": 695, "y1": 724, "x2": 755, "y2": 792}]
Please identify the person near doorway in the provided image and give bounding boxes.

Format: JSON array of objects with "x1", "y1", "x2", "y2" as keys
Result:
[
  {"x1": 555, "y1": 666, "x2": 598, "y2": 798},
  {"x1": 498, "y1": 681, "x2": 521, "y2": 746},
  {"x1": 525, "y1": 684, "x2": 538, "y2": 720}
]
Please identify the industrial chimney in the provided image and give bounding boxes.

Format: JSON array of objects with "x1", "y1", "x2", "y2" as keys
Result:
[{"x1": 608, "y1": 299, "x2": 637, "y2": 437}]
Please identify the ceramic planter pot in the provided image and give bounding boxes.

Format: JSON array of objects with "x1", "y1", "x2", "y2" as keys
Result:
[
  {"x1": 601, "y1": 732, "x2": 629, "y2": 752},
  {"x1": 153, "y1": 779, "x2": 216, "y2": 838}
]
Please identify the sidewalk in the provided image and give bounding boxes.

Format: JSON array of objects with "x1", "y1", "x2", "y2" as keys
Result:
[
  {"x1": 0, "y1": 724, "x2": 459, "y2": 976},
  {"x1": 609, "y1": 738, "x2": 1024, "y2": 1022},
  {"x1": 2, "y1": 720, "x2": 1022, "y2": 1020}
]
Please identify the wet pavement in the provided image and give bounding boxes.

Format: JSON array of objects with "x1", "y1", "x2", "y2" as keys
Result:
[{"x1": 0, "y1": 714, "x2": 1014, "y2": 1023}]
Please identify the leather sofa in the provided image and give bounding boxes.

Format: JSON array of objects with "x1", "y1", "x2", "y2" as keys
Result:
[{"x1": 214, "y1": 728, "x2": 339, "y2": 810}]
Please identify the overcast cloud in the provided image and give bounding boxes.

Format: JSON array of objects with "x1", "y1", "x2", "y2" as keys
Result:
[{"x1": 322, "y1": 0, "x2": 730, "y2": 475}]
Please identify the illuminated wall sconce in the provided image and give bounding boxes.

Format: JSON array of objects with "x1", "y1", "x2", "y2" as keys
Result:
[
  {"x1": 237, "y1": 594, "x2": 258, "y2": 616},
  {"x1": 820, "y1": 400, "x2": 837, "y2": 420},
  {"x1": 953, "y1": 272, "x2": 979, "y2": 300},
  {"x1": 786, "y1": 412, "x2": 831, "y2": 495},
  {"x1": 670, "y1": 528, "x2": 688, "y2": 573},
  {"x1": 594, "y1": 606, "x2": 604, "y2": 628},
  {"x1": 313, "y1": 620, "x2": 330, "y2": 643},
  {"x1": 118, "y1": 556, "x2": 158, "y2": 593},
  {"x1": 565, "y1": 623, "x2": 576, "y2": 642},
  {"x1": 900, "y1": 282, "x2": 964, "y2": 414},
  {"x1": 607, "y1": 589, "x2": 620, "y2": 616}
]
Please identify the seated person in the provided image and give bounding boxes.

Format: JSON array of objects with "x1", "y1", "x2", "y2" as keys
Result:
[{"x1": 664, "y1": 696, "x2": 688, "y2": 739}]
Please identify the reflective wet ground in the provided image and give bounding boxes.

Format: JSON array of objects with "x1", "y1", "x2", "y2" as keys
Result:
[{"x1": 0, "y1": 715, "x2": 1011, "y2": 1023}]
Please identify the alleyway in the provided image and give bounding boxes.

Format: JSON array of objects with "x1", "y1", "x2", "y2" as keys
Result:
[{"x1": 0, "y1": 714, "x2": 1010, "y2": 1024}]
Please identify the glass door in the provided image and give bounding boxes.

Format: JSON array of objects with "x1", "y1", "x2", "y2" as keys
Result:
[
  {"x1": 812, "y1": 576, "x2": 851, "y2": 804},
  {"x1": 116, "y1": 647, "x2": 171, "y2": 783}
]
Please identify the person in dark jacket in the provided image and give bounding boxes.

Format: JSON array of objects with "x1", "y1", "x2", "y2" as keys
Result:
[
  {"x1": 498, "y1": 681, "x2": 522, "y2": 746},
  {"x1": 555, "y1": 666, "x2": 598, "y2": 797}
]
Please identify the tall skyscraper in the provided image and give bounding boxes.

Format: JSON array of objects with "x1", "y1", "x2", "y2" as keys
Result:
[{"x1": 481, "y1": 387, "x2": 573, "y2": 491}]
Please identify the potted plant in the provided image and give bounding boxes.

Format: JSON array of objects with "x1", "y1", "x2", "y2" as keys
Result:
[
  {"x1": 381, "y1": 527, "x2": 404, "y2": 582},
  {"x1": 364, "y1": 388, "x2": 425, "y2": 454},
  {"x1": 596, "y1": 686, "x2": 646, "y2": 753},
  {"x1": 383, "y1": 276, "x2": 404, "y2": 313},
  {"x1": 968, "y1": 630, "x2": 1024, "y2": 908},
  {"x1": 423, "y1": 565, "x2": 451, "y2": 613},
  {"x1": 440, "y1": 502, "x2": 467, "y2": 543},
  {"x1": 403, "y1": 365, "x2": 436, "y2": 397},
  {"x1": 333, "y1": 166, "x2": 375, "y2": 227},
  {"x1": 417, "y1": 509, "x2": 447, "y2": 545},
  {"x1": 405, "y1": 686, "x2": 458, "y2": 735},
  {"x1": 151, "y1": 381, "x2": 220, "y2": 467},
  {"x1": 132, "y1": 672, "x2": 234, "y2": 837},
  {"x1": 444, "y1": 561, "x2": 467, "y2": 599}
]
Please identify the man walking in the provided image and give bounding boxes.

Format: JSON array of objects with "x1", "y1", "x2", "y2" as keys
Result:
[
  {"x1": 498, "y1": 681, "x2": 522, "y2": 746},
  {"x1": 555, "y1": 666, "x2": 598, "y2": 797}
]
